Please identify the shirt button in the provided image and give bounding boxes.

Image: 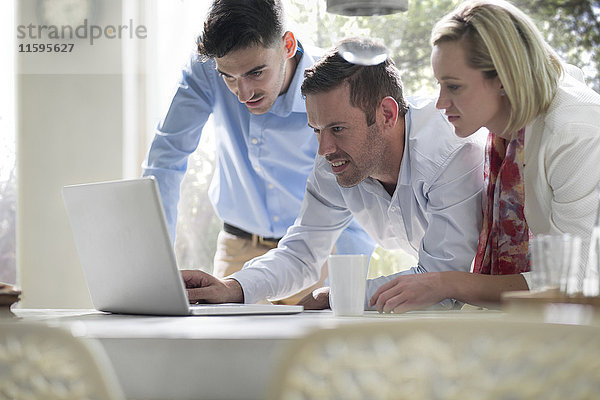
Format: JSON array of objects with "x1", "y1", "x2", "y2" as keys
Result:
[
  {"x1": 273, "y1": 216, "x2": 279, "y2": 222},
  {"x1": 254, "y1": 166, "x2": 261, "y2": 172},
  {"x1": 251, "y1": 138, "x2": 259, "y2": 145},
  {"x1": 268, "y1": 183, "x2": 274, "y2": 189}
]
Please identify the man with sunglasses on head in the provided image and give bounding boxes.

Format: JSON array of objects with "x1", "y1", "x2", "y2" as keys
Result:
[{"x1": 182, "y1": 38, "x2": 487, "y2": 312}]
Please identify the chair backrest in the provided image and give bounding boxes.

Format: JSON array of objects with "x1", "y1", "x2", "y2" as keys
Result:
[
  {"x1": 268, "y1": 317, "x2": 600, "y2": 400},
  {"x1": 0, "y1": 320, "x2": 125, "y2": 400}
]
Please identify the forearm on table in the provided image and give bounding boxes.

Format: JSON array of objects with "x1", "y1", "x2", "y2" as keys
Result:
[{"x1": 443, "y1": 271, "x2": 529, "y2": 308}]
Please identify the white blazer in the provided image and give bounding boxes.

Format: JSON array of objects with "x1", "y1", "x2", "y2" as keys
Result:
[{"x1": 523, "y1": 69, "x2": 600, "y2": 288}]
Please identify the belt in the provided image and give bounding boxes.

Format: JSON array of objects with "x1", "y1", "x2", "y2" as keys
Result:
[{"x1": 223, "y1": 223, "x2": 282, "y2": 247}]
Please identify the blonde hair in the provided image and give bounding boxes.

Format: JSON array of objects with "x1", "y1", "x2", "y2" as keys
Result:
[{"x1": 431, "y1": 0, "x2": 563, "y2": 136}]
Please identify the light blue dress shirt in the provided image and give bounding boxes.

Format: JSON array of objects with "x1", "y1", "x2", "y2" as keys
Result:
[
  {"x1": 231, "y1": 97, "x2": 487, "y2": 305},
  {"x1": 142, "y1": 44, "x2": 374, "y2": 255}
]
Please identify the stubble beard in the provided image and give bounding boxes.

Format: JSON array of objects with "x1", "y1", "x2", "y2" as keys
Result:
[{"x1": 335, "y1": 123, "x2": 384, "y2": 188}]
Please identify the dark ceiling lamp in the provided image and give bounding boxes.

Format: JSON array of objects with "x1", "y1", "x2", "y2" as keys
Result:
[{"x1": 326, "y1": 0, "x2": 409, "y2": 16}]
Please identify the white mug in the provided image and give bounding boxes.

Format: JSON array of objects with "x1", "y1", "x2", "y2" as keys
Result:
[{"x1": 328, "y1": 254, "x2": 369, "y2": 316}]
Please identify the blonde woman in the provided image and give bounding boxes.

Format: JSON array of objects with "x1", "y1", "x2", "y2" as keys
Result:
[{"x1": 371, "y1": 0, "x2": 600, "y2": 313}]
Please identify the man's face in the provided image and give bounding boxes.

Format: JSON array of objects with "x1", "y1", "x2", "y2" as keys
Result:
[
  {"x1": 306, "y1": 84, "x2": 386, "y2": 188},
  {"x1": 215, "y1": 42, "x2": 288, "y2": 115}
]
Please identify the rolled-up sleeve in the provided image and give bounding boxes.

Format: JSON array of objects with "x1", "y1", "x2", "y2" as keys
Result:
[{"x1": 231, "y1": 163, "x2": 354, "y2": 303}]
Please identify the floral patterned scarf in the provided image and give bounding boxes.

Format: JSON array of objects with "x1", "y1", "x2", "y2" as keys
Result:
[{"x1": 473, "y1": 128, "x2": 531, "y2": 275}]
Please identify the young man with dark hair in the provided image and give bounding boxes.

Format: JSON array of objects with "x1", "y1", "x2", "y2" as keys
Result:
[
  {"x1": 143, "y1": 1, "x2": 374, "y2": 303},
  {"x1": 182, "y1": 38, "x2": 487, "y2": 310}
]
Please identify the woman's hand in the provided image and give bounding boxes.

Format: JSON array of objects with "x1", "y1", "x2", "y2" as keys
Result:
[{"x1": 369, "y1": 272, "x2": 448, "y2": 313}]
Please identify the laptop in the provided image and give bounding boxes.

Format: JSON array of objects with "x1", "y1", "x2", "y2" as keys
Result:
[{"x1": 62, "y1": 177, "x2": 303, "y2": 316}]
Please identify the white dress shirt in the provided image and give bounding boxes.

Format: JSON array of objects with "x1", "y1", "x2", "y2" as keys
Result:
[{"x1": 231, "y1": 97, "x2": 487, "y2": 304}]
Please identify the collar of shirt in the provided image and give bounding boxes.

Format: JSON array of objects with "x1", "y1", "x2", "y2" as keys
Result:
[
  {"x1": 359, "y1": 103, "x2": 415, "y2": 197},
  {"x1": 268, "y1": 41, "x2": 317, "y2": 118}
]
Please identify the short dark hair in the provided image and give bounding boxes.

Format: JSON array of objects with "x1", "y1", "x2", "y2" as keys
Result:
[
  {"x1": 197, "y1": 0, "x2": 286, "y2": 59},
  {"x1": 301, "y1": 38, "x2": 408, "y2": 126}
]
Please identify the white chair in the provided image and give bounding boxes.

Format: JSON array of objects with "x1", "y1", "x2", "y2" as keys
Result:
[
  {"x1": 0, "y1": 320, "x2": 125, "y2": 400},
  {"x1": 268, "y1": 318, "x2": 600, "y2": 400}
]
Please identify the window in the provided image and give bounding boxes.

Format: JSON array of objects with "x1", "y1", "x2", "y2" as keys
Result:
[{"x1": 147, "y1": 1, "x2": 219, "y2": 272}]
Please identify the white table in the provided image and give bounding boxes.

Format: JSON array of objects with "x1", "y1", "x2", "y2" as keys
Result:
[{"x1": 12, "y1": 308, "x2": 503, "y2": 400}]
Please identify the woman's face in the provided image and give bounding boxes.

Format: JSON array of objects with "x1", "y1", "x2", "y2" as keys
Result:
[{"x1": 431, "y1": 40, "x2": 510, "y2": 138}]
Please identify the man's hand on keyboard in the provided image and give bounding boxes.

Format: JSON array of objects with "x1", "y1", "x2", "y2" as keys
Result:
[{"x1": 181, "y1": 270, "x2": 244, "y2": 304}]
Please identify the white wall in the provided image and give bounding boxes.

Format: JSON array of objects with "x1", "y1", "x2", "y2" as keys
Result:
[{"x1": 16, "y1": 0, "x2": 138, "y2": 308}]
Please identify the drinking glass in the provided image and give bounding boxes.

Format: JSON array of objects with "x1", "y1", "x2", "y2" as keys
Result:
[{"x1": 531, "y1": 233, "x2": 582, "y2": 294}]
